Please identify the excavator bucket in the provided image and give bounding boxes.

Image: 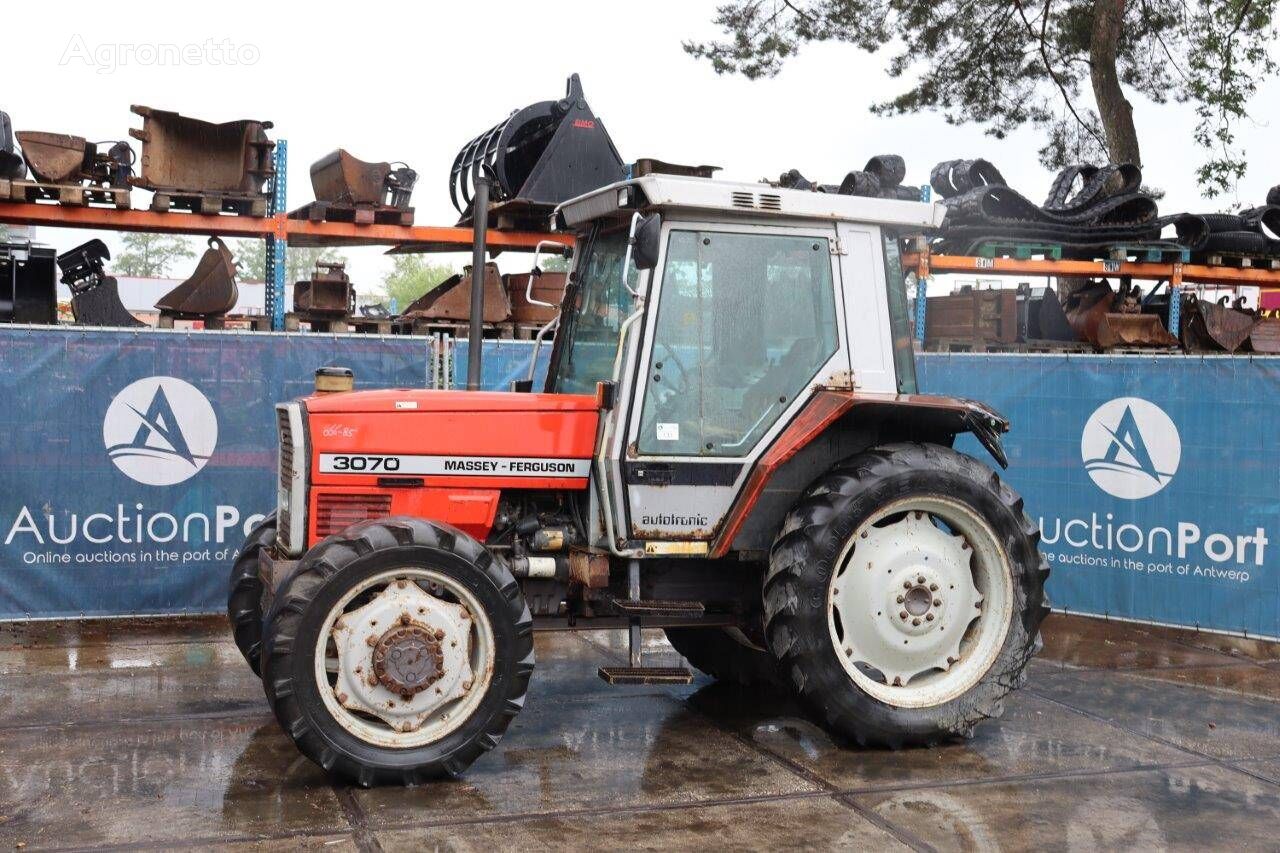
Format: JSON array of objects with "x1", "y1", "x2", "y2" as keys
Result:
[
  {"x1": 402, "y1": 263, "x2": 510, "y2": 324},
  {"x1": 295, "y1": 262, "x2": 354, "y2": 316},
  {"x1": 129, "y1": 106, "x2": 274, "y2": 194},
  {"x1": 155, "y1": 237, "x2": 239, "y2": 318},
  {"x1": 449, "y1": 74, "x2": 625, "y2": 221},
  {"x1": 1062, "y1": 280, "x2": 1115, "y2": 347},
  {"x1": 1094, "y1": 313, "x2": 1178, "y2": 349},
  {"x1": 1182, "y1": 296, "x2": 1258, "y2": 353},
  {"x1": 1030, "y1": 285, "x2": 1078, "y2": 341},
  {"x1": 56, "y1": 239, "x2": 144, "y2": 328},
  {"x1": 1250, "y1": 318, "x2": 1280, "y2": 353},
  {"x1": 311, "y1": 150, "x2": 388, "y2": 206},
  {"x1": 15, "y1": 131, "x2": 91, "y2": 184},
  {"x1": 0, "y1": 112, "x2": 25, "y2": 180}
]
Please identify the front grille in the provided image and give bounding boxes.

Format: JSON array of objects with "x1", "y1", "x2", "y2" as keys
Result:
[
  {"x1": 276, "y1": 408, "x2": 294, "y2": 553},
  {"x1": 316, "y1": 493, "x2": 392, "y2": 538}
]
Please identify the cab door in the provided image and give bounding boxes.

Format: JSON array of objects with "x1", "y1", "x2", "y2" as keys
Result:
[{"x1": 619, "y1": 221, "x2": 849, "y2": 543}]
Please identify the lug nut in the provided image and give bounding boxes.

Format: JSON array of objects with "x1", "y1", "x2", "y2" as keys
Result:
[
  {"x1": 903, "y1": 580, "x2": 912, "y2": 589},
  {"x1": 899, "y1": 611, "x2": 909, "y2": 620},
  {"x1": 926, "y1": 614, "x2": 935, "y2": 622},
  {"x1": 917, "y1": 575, "x2": 925, "y2": 584},
  {"x1": 435, "y1": 629, "x2": 446, "y2": 640},
  {"x1": 336, "y1": 692, "x2": 348, "y2": 704},
  {"x1": 912, "y1": 618, "x2": 921, "y2": 626},
  {"x1": 929, "y1": 583, "x2": 938, "y2": 591},
  {"x1": 896, "y1": 595, "x2": 904, "y2": 603}
]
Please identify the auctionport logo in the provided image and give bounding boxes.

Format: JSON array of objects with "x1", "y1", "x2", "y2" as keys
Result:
[
  {"x1": 103, "y1": 377, "x2": 218, "y2": 486},
  {"x1": 1080, "y1": 397, "x2": 1180, "y2": 500}
]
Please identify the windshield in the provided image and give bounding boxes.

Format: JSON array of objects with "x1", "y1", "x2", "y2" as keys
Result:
[{"x1": 546, "y1": 225, "x2": 637, "y2": 394}]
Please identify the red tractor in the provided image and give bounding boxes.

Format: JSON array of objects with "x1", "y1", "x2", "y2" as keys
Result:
[{"x1": 228, "y1": 170, "x2": 1048, "y2": 785}]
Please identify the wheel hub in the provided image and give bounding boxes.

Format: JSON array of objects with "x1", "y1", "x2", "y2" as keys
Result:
[
  {"x1": 832, "y1": 510, "x2": 984, "y2": 688},
  {"x1": 372, "y1": 622, "x2": 445, "y2": 698},
  {"x1": 329, "y1": 579, "x2": 475, "y2": 734}
]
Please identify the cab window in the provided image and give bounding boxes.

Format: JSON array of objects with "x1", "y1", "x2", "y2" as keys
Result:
[{"x1": 637, "y1": 230, "x2": 839, "y2": 456}]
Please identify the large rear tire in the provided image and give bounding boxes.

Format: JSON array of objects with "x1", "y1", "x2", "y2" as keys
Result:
[
  {"x1": 227, "y1": 511, "x2": 276, "y2": 676},
  {"x1": 261, "y1": 517, "x2": 534, "y2": 786},
  {"x1": 764, "y1": 442, "x2": 1048, "y2": 747}
]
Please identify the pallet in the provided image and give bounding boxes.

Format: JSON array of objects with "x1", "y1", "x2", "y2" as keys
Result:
[
  {"x1": 1107, "y1": 242, "x2": 1191, "y2": 263},
  {"x1": 157, "y1": 312, "x2": 228, "y2": 330},
  {"x1": 391, "y1": 318, "x2": 548, "y2": 340},
  {"x1": 0, "y1": 178, "x2": 130, "y2": 209},
  {"x1": 975, "y1": 241, "x2": 1063, "y2": 261},
  {"x1": 1201, "y1": 252, "x2": 1280, "y2": 270},
  {"x1": 289, "y1": 201, "x2": 414, "y2": 227},
  {"x1": 926, "y1": 337, "x2": 1092, "y2": 354},
  {"x1": 283, "y1": 313, "x2": 352, "y2": 333},
  {"x1": 150, "y1": 190, "x2": 268, "y2": 217}
]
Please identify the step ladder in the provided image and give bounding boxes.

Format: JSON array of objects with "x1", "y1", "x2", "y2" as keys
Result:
[{"x1": 598, "y1": 560, "x2": 697, "y2": 686}]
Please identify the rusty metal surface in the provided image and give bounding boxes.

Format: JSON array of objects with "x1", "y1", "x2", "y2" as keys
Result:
[
  {"x1": 401, "y1": 263, "x2": 511, "y2": 323},
  {"x1": 507, "y1": 271, "x2": 565, "y2": 324},
  {"x1": 1250, "y1": 317, "x2": 1280, "y2": 353},
  {"x1": 924, "y1": 288, "x2": 1019, "y2": 344},
  {"x1": 295, "y1": 261, "x2": 354, "y2": 316},
  {"x1": 1062, "y1": 280, "x2": 1115, "y2": 346},
  {"x1": 1094, "y1": 313, "x2": 1178, "y2": 348},
  {"x1": 310, "y1": 149, "x2": 392, "y2": 206},
  {"x1": 568, "y1": 550, "x2": 609, "y2": 588},
  {"x1": 129, "y1": 105, "x2": 274, "y2": 195},
  {"x1": 1181, "y1": 295, "x2": 1259, "y2": 353},
  {"x1": 155, "y1": 236, "x2": 238, "y2": 316},
  {"x1": 15, "y1": 131, "x2": 90, "y2": 184}
]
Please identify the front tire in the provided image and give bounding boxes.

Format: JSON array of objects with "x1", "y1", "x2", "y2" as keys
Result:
[
  {"x1": 261, "y1": 517, "x2": 534, "y2": 786},
  {"x1": 227, "y1": 511, "x2": 276, "y2": 676},
  {"x1": 764, "y1": 443, "x2": 1048, "y2": 747}
]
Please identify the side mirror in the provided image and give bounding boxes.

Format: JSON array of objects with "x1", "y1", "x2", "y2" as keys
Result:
[{"x1": 632, "y1": 213, "x2": 662, "y2": 270}]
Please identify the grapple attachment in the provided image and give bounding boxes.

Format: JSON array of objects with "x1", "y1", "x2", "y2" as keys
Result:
[
  {"x1": 129, "y1": 106, "x2": 274, "y2": 194},
  {"x1": 449, "y1": 74, "x2": 625, "y2": 221},
  {"x1": 155, "y1": 237, "x2": 239, "y2": 318},
  {"x1": 56, "y1": 239, "x2": 144, "y2": 328}
]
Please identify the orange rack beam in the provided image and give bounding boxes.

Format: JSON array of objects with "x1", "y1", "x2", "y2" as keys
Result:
[
  {"x1": 904, "y1": 251, "x2": 1280, "y2": 289},
  {"x1": 0, "y1": 202, "x2": 560, "y2": 252}
]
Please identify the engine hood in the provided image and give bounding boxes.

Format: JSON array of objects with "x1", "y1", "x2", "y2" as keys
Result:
[{"x1": 303, "y1": 388, "x2": 599, "y2": 414}]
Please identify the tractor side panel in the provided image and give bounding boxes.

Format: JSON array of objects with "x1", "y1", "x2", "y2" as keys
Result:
[{"x1": 304, "y1": 407, "x2": 599, "y2": 546}]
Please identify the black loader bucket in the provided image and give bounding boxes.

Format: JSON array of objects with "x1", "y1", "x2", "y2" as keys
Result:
[
  {"x1": 155, "y1": 237, "x2": 239, "y2": 318},
  {"x1": 0, "y1": 112, "x2": 24, "y2": 180},
  {"x1": 57, "y1": 239, "x2": 144, "y2": 328},
  {"x1": 449, "y1": 74, "x2": 625, "y2": 224}
]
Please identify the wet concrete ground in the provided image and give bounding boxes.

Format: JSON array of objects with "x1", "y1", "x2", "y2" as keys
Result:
[{"x1": 1, "y1": 613, "x2": 1279, "y2": 851}]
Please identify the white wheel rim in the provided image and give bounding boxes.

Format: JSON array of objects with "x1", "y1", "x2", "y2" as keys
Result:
[
  {"x1": 826, "y1": 495, "x2": 1013, "y2": 709},
  {"x1": 314, "y1": 567, "x2": 495, "y2": 749}
]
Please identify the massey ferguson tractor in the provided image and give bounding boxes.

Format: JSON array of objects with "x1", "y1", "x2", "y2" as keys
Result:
[{"x1": 227, "y1": 164, "x2": 1049, "y2": 786}]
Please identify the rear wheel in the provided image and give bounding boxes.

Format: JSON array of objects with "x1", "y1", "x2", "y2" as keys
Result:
[
  {"x1": 227, "y1": 511, "x2": 276, "y2": 676},
  {"x1": 261, "y1": 517, "x2": 534, "y2": 786},
  {"x1": 764, "y1": 443, "x2": 1048, "y2": 746},
  {"x1": 665, "y1": 627, "x2": 782, "y2": 687}
]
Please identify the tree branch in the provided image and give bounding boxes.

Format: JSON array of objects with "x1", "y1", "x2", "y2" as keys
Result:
[{"x1": 1012, "y1": 0, "x2": 1108, "y2": 150}]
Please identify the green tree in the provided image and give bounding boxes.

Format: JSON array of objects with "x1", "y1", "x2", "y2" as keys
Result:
[
  {"x1": 114, "y1": 233, "x2": 196, "y2": 277},
  {"x1": 380, "y1": 255, "x2": 458, "y2": 311},
  {"x1": 537, "y1": 254, "x2": 570, "y2": 273},
  {"x1": 687, "y1": 1, "x2": 1277, "y2": 196},
  {"x1": 231, "y1": 241, "x2": 348, "y2": 284}
]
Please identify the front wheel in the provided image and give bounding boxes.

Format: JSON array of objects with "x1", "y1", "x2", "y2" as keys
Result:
[
  {"x1": 261, "y1": 517, "x2": 534, "y2": 786},
  {"x1": 764, "y1": 442, "x2": 1048, "y2": 747},
  {"x1": 227, "y1": 511, "x2": 276, "y2": 676}
]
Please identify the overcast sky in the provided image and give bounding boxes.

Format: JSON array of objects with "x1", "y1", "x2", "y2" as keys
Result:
[{"x1": 8, "y1": 0, "x2": 1278, "y2": 301}]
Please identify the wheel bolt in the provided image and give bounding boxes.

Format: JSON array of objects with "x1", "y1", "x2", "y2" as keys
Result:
[
  {"x1": 934, "y1": 599, "x2": 942, "y2": 607},
  {"x1": 903, "y1": 580, "x2": 912, "y2": 589},
  {"x1": 917, "y1": 575, "x2": 925, "y2": 584},
  {"x1": 899, "y1": 611, "x2": 909, "y2": 620},
  {"x1": 912, "y1": 618, "x2": 921, "y2": 626},
  {"x1": 929, "y1": 583, "x2": 938, "y2": 591},
  {"x1": 896, "y1": 595, "x2": 904, "y2": 603},
  {"x1": 926, "y1": 614, "x2": 934, "y2": 622}
]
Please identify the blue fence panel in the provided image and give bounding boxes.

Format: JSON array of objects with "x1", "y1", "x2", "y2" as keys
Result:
[
  {"x1": 918, "y1": 353, "x2": 1280, "y2": 638},
  {"x1": 451, "y1": 339, "x2": 552, "y2": 391},
  {"x1": 0, "y1": 328, "x2": 431, "y2": 619}
]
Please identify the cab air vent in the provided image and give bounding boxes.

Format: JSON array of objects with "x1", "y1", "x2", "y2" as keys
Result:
[
  {"x1": 758, "y1": 193, "x2": 782, "y2": 210},
  {"x1": 730, "y1": 191, "x2": 755, "y2": 209}
]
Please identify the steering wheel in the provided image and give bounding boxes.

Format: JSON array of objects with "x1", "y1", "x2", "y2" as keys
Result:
[{"x1": 653, "y1": 343, "x2": 691, "y2": 399}]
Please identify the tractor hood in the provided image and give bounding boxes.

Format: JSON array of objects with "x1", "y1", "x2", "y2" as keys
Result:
[{"x1": 304, "y1": 388, "x2": 599, "y2": 414}]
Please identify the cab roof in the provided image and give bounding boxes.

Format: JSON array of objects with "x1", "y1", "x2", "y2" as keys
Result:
[{"x1": 557, "y1": 174, "x2": 946, "y2": 230}]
